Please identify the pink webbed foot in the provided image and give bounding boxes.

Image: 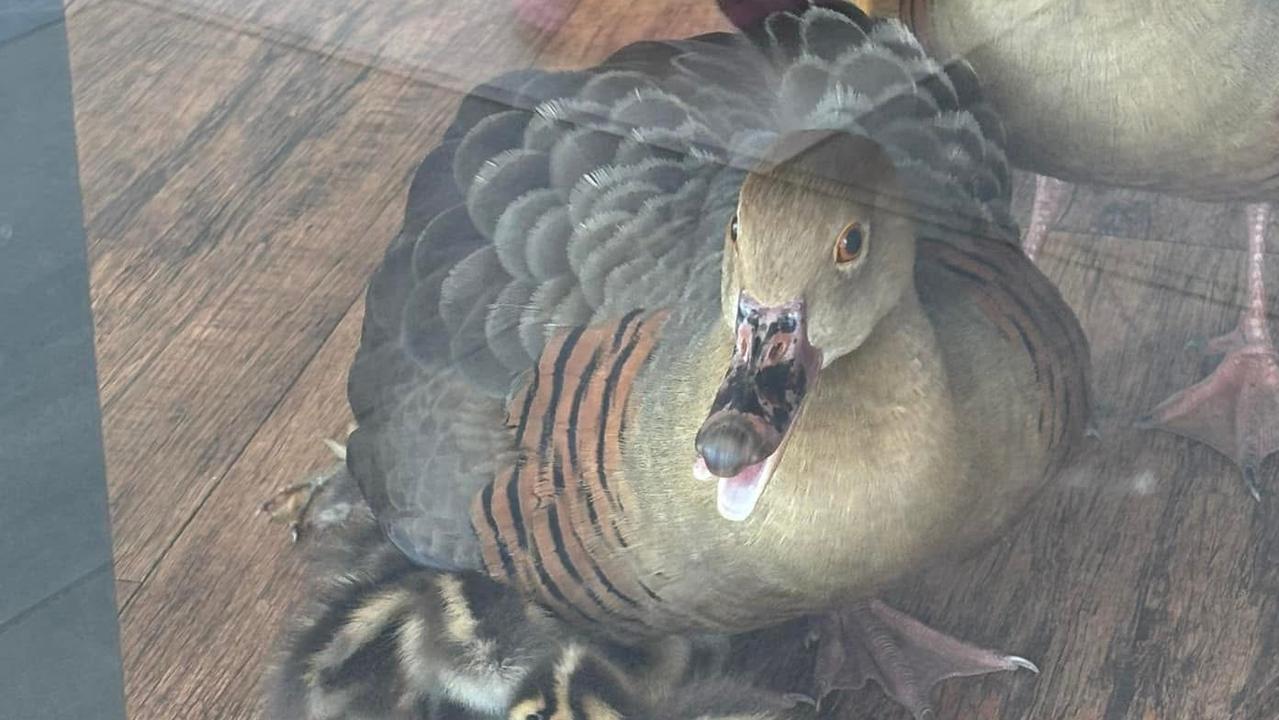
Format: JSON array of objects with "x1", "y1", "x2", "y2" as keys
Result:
[
  {"x1": 813, "y1": 600, "x2": 1037, "y2": 719},
  {"x1": 1137, "y1": 339, "x2": 1279, "y2": 501},
  {"x1": 1137, "y1": 203, "x2": 1277, "y2": 500}
]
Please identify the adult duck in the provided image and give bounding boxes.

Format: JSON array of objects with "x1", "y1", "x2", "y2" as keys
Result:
[{"x1": 315, "y1": 4, "x2": 1091, "y2": 715}]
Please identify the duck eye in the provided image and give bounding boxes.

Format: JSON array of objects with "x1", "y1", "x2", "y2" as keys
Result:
[
  {"x1": 728, "y1": 214, "x2": 739, "y2": 244},
  {"x1": 834, "y1": 221, "x2": 865, "y2": 265}
]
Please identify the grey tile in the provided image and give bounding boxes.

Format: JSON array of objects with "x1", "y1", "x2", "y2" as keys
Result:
[
  {"x1": 0, "y1": 16, "x2": 115, "y2": 625},
  {"x1": 0, "y1": 1, "x2": 65, "y2": 47},
  {"x1": 0, "y1": 566, "x2": 126, "y2": 720},
  {"x1": 0, "y1": 6, "x2": 126, "y2": 719}
]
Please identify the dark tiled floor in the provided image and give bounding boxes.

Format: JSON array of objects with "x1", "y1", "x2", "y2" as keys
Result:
[
  {"x1": 0, "y1": 8, "x2": 126, "y2": 720},
  {"x1": 0, "y1": 568, "x2": 125, "y2": 720}
]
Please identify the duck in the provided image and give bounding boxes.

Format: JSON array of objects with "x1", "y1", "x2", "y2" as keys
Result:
[
  {"x1": 263, "y1": 444, "x2": 561, "y2": 719},
  {"x1": 329, "y1": 3, "x2": 1090, "y2": 717},
  {"x1": 506, "y1": 639, "x2": 816, "y2": 720},
  {"x1": 765, "y1": 0, "x2": 1279, "y2": 495}
]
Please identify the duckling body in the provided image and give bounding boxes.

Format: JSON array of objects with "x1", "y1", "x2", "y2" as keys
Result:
[
  {"x1": 263, "y1": 463, "x2": 736, "y2": 720},
  {"x1": 508, "y1": 639, "x2": 815, "y2": 720},
  {"x1": 263, "y1": 506, "x2": 565, "y2": 719},
  {"x1": 345, "y1": 4, "x2": 1088, "y2": 716}
]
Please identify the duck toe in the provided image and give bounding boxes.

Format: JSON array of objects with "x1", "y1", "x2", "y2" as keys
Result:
[{"x1": 812, "y1": 599, "x2": 1036, "y2": 720}]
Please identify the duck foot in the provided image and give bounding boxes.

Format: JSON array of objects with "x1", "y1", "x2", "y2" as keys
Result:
[
  {"x1": 1021, "y1": 175, "x2": 1070, "y2": 263},
  {"x1": 813, "y1": 600, "x2": 1036, "y2": 719},
  {"x1": 1135, "y1": 339, "x2": 1278, "y2": 501},
  {"x1": 258, "y1": 437, "x2": 353, "y2": 541},
  {"x1": 1136, "y1": 203, "x2": 1276, "y2": 500}
]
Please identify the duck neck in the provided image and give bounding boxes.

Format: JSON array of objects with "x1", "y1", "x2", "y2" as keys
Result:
[{"x1": 783, "y1": 288, "x2": 954, "y2": 501}]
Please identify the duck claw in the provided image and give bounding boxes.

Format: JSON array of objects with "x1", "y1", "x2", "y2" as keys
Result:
[
  {"x1": 1006, "y1": 655, "x2": 1039, "y2": 673},
  {"x1": 259, "y1": 436, "x2": 353, "y2": 542}
]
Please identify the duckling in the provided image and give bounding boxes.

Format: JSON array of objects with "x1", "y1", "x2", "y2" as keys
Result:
[
  {"x1": 800, "y1": 0, "x2": 1279, "y2": 494},
  {"x1": 265, "y1": 558, "x2": 565, "y2": 719},
  {"x1": 339, "y1": 3, "x2": 1088, "y2": 718},
  {"x1": 263, "y1": 465, "x2": 567, "y2": 719},
  {"x1": 506, "y1": 640, "x2": 815, "y2": 720}
]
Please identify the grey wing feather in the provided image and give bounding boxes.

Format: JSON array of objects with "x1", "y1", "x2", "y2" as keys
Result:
[{"x1": 347, "y1": 6, "x2": 1018, "y2": 570}]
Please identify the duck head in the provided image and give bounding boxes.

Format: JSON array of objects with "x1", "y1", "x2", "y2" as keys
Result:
[{"x1": 696, "y1": 130, "x2": 915, "y2": 521}]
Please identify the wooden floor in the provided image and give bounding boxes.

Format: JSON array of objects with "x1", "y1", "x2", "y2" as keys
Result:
[{"x1": 67, "y1": 0, "x2": 1277, "y2": 718}]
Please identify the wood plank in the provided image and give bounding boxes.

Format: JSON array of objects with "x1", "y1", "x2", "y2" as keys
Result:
[
  {"x1": 117, "y1": 299, "x2": 362, "y2": 720},
  {"x1": 113, "y1": 579, "x2": 140, "y2": 612},
  {"x1": 69, "y1": 0, "x2": 505, "y2": 584},
  {"x1": 537, "y1": 0, "x2": 728, "y2": 68},
  {"x1": 139, "y1": 0, "x2": 565, "y2": 98},
  {"x1": 73, "y1": 0, "x2": 506, "y2": 406},
  {"x1": 89, "y1": 0, "x2": 1279, "y2": 717}
]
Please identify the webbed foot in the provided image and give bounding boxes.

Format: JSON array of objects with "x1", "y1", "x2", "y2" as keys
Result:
[
  {"x1": 813, "y1": 600, "x2": 1036, "y2": 719},
  {"x1": 1136, "y1": 203, "x2": 1276, "y2": 500},
  {"x1": 1136, "y1": 340, "x2": 1278, "y2": 501}
]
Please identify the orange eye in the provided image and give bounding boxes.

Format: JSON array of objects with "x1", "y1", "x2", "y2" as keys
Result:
[
  {"x1": 834, "y1": 221, "x2": 865, "y2": 264},
  {"x1": 728, "y1": 214, "x2": 739, "y2": 244}
]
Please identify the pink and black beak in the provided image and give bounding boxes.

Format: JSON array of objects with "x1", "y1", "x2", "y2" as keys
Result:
[{"x1": 695, "y1": 292, "x2": 822, "y2": 521}]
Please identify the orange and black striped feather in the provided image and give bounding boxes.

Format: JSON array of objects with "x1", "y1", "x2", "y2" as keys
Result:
[{"x1": 473, "y1": 309, "x2": 673, "y2": 636}]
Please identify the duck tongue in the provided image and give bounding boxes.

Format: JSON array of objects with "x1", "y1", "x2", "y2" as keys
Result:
[
  {"x1": 692, "y1": 435, "x2": 772, "y2": 520},
  {"x1": 695, "y1": 294, "x2": 819, "y2": 521},
  {"x1": 716, "y1": 459, "x2": 771, "y2": 521}
]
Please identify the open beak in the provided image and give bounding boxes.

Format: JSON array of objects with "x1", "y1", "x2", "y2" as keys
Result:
[{"x1": 694, "y1": 292, "x2": 822, "y2": 521}]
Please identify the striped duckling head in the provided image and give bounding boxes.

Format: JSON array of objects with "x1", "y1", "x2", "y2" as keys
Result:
[
  {"x1": 271, "y1": 561, "x2": 562, "y2": 720},
  {"x1": 506, "y1": 641, "x2": 643, "y2": 720}
]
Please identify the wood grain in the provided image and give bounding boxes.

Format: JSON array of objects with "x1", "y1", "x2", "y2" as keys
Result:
[
  {"x1": 536, "y1": 0, "x2": 729, "y2": 68},
  {"x1": 71, "y1": 0, "x2": 493, "y2": 585},
  {"x1": 117, "y1": 299, "x2": 362, "y2": 720},
  {"x1": 72, "y1": 0, "x2": 1279, "y2": 717}
]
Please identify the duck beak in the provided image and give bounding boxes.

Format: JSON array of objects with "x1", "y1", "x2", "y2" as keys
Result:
[{"x1": 695, "y1": 292, "x2": 822, "y2": 522}]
